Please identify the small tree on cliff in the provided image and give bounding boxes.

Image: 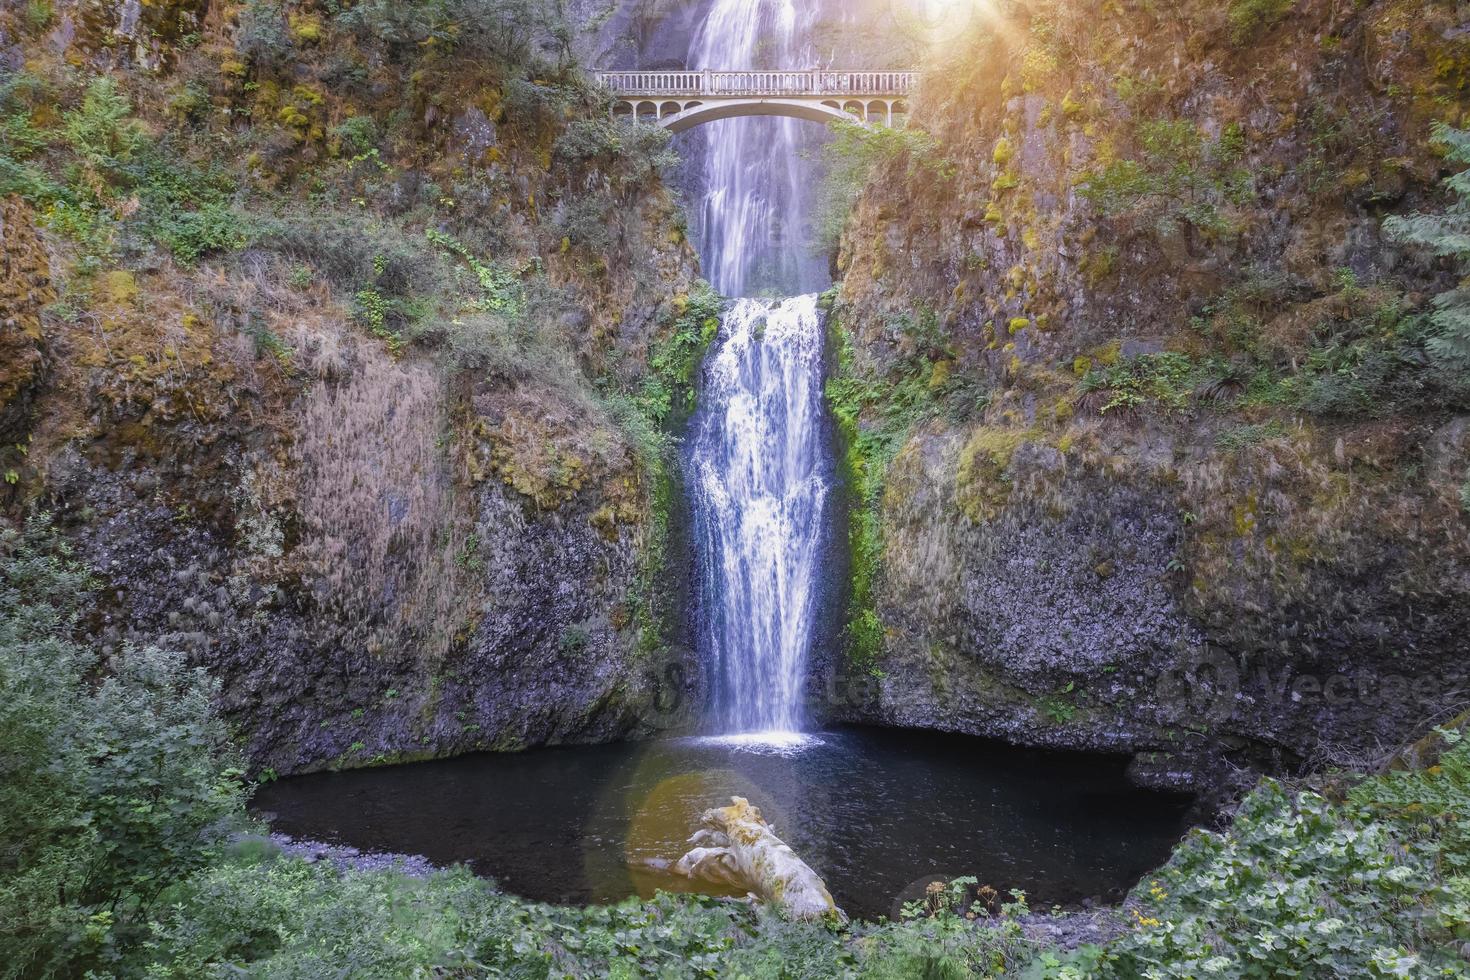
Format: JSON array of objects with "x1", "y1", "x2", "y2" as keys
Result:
[{"x1": 1384, "y1": 123, "x2": 1470, "y2": 368}]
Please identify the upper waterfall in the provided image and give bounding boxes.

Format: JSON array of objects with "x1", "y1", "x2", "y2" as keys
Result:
[{"x1": 688, "y1": 0, "x2": 830, "y2": 296}]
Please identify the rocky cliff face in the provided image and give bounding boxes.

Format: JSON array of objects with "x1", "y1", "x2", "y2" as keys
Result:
[
  {"x1": 0, "y1": 0, "x2": 706, "y2": 773},
  {"x1": 826, "y1": 0, "x2": 1470, "y2": 792},
  {"x1": 0, "y1": 197, "x2": 52, "y2": 457}
]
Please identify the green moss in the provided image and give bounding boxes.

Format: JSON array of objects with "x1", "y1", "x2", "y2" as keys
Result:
[
  {"x1": 622, "y1": 282, "x2": 724, "y2": 664},
  {"x1": 638, "y1": 281, "x2": 722, "y2": 425},
  {"x1": 992, "y1": 137, "x2": 1015, "y2": 167},
  {"x1": 954, "y1": 426, "x2": 1026, "y2": 524},
  {"x1": 1080, "y1": 244, "x2": 1118, "y2": 287},
  {"x1": 826, "y1": 319, "x2": 889, "y2": 674},
  {"x1": 826, "y1": 304, "x2": 968, "y2": 672}
]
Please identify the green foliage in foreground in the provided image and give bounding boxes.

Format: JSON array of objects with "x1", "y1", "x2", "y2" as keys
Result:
[
  {"x1": 1099, "y1": 740, "x2": 1470, "y2": 979},
  {"x1": 128, "y1": 857, "x2": 1027, "y2": 979},
  {"x1": 0, "y1": 517, "x2": 245, "y2": 978}
]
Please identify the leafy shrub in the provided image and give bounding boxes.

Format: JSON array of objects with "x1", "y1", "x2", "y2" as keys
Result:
[
  {"x1": 447, "y1": 0, "x2": 566, "y2": 66},
  {"x1": 12, "y1": 73, "x2": 245, "y2": 264},
  {"x1": 554, "y1": 118, "x2": 629, "y2": 164},
  {"x1": 502, "y1": 77, "x2": 575, "y2": 134},
  {"x1": 331, "y1": 115, "x2": 379, "y2": 155},
  {"x1": 22, "y1": 0, "x2": 53, "y2": 33},
  {"x1": 0, "y1": 156, "x2": 63, "y2": 203},
  {"x1": 816, "y1": 120, "x2": 948, "y2": 252},
  {"x1": 1081, "y1": 119, "x2": 1251, "y2": 234},
  {"x1": 552, "y1": 117, "x2": 676, "y2": 181},
  {"x1": 151, "y1": 204, "x2": 249, "y2": 264},
  {"x1": 63, "y1": 76, "x2": 144, "y2": 177},
  {"x1": 0, "y1": 517, "x2": 245, "y2": 977},
  {"x1": 635, "y1": 280, "x2": 722, "y2": 424},
  {"x1": 39, "y1": 198, "x2": 119, "y2": 267},
  {"x1": 1076, "y1": 351, "x2": 1197, "y2": 415},
  {"x1": 258, "y1": 212, "x2": 446, "y2": 297},
  {"x1": 425, "y1": 227, "x2": 522, "y2": 314},
  {"x1": 337, "y1": 0, "x2": 455, "y2": 59},
  {"x1": 122, "y1": 143, "x2": 250, "y2": 264},
  {"x1": 1288, "y1": 310, "x2": 1445, "y2": 417},
  {"x1": 334, "y1": 0, "x2": 563, "y2": 67},
  {"x1": 552, "y1": 195, "x2": 616, "y2": 253},
  {"x1": 0, "y1": 69, "x2": 51, "y2": 188},
  {"x1": 235, "y1": 0, "x2": 294, "y2": 70}
]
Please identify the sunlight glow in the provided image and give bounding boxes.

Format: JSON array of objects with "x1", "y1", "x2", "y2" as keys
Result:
[{"x1": 895, "y1": 0, "x2": 993, "y2": 44}]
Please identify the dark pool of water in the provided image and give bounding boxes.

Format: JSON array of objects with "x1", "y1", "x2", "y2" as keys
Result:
[{"x1": 252, "y1": 727, "x2": 1194, "y2": 921}]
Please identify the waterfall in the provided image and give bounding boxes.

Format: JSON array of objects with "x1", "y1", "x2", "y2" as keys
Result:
[
  {"x1": 681, "y1": 0, "x2": 834, "y2": 740},
  {"x1": 688, "y1": 295, "x2": 831, "y2": 736},
  {"x1": 689, "y1": 0, "x2": 828, "y2": 296}
]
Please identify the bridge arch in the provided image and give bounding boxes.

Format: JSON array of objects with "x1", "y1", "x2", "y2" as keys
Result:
[{"x1": 653, "y1": 98, "x2": 863, "y2": 134}]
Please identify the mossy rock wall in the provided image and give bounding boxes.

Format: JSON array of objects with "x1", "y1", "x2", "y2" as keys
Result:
[
  {"x1": 827, "y1": 0, "x2": 1470, "y2": 791},
  {"x1": 0, "y1": 1, "x2": 706, "y2": 774}
]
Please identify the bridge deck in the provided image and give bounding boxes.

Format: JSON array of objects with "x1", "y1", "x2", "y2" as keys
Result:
[{"x1": 595, "y1": 70, "x2": 918, "y2": 100}]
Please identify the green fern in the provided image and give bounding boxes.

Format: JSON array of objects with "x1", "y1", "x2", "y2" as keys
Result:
[
  {"x1": 62, "y1": 76, "x2": 142, "y2": 170},
  {"x1": 1384, "y1": 123, "x2": 1470, "y2": 367}
]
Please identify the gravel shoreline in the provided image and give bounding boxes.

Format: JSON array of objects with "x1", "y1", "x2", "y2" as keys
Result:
[{"x1": 253, "y1": 833, "x2": 440, "y2": 877}]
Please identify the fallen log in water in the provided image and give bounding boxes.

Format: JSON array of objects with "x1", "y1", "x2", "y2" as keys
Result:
[{"x1": 674, "y1": 796, "x2": 846, "y2": 923}]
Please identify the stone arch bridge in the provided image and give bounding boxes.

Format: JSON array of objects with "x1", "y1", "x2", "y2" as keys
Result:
[{"x1": 594, "y1": 71, "x2": 918, "y2": 133}]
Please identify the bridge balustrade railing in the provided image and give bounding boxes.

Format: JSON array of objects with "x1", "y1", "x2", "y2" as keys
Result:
[{"x1": 594, "y1": 70, "x2": 918, "y2": 98}]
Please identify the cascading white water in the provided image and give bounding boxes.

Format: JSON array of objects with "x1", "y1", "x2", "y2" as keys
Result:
[
  {"x1": 688, "y1": 295, "x2": 830, "y2": 735},
  {"x1": 689, "y1": 0, "x2": 829, "y2": 297}
]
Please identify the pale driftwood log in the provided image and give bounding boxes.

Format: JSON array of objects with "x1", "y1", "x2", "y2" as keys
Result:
[{"x1": 673, "y1": 796, "x2": 846, "y2": 923}]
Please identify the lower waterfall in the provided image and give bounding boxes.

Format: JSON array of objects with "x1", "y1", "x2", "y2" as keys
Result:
[{"x1": 687, "y1": 294, "x2": 831, "y2": 737}]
